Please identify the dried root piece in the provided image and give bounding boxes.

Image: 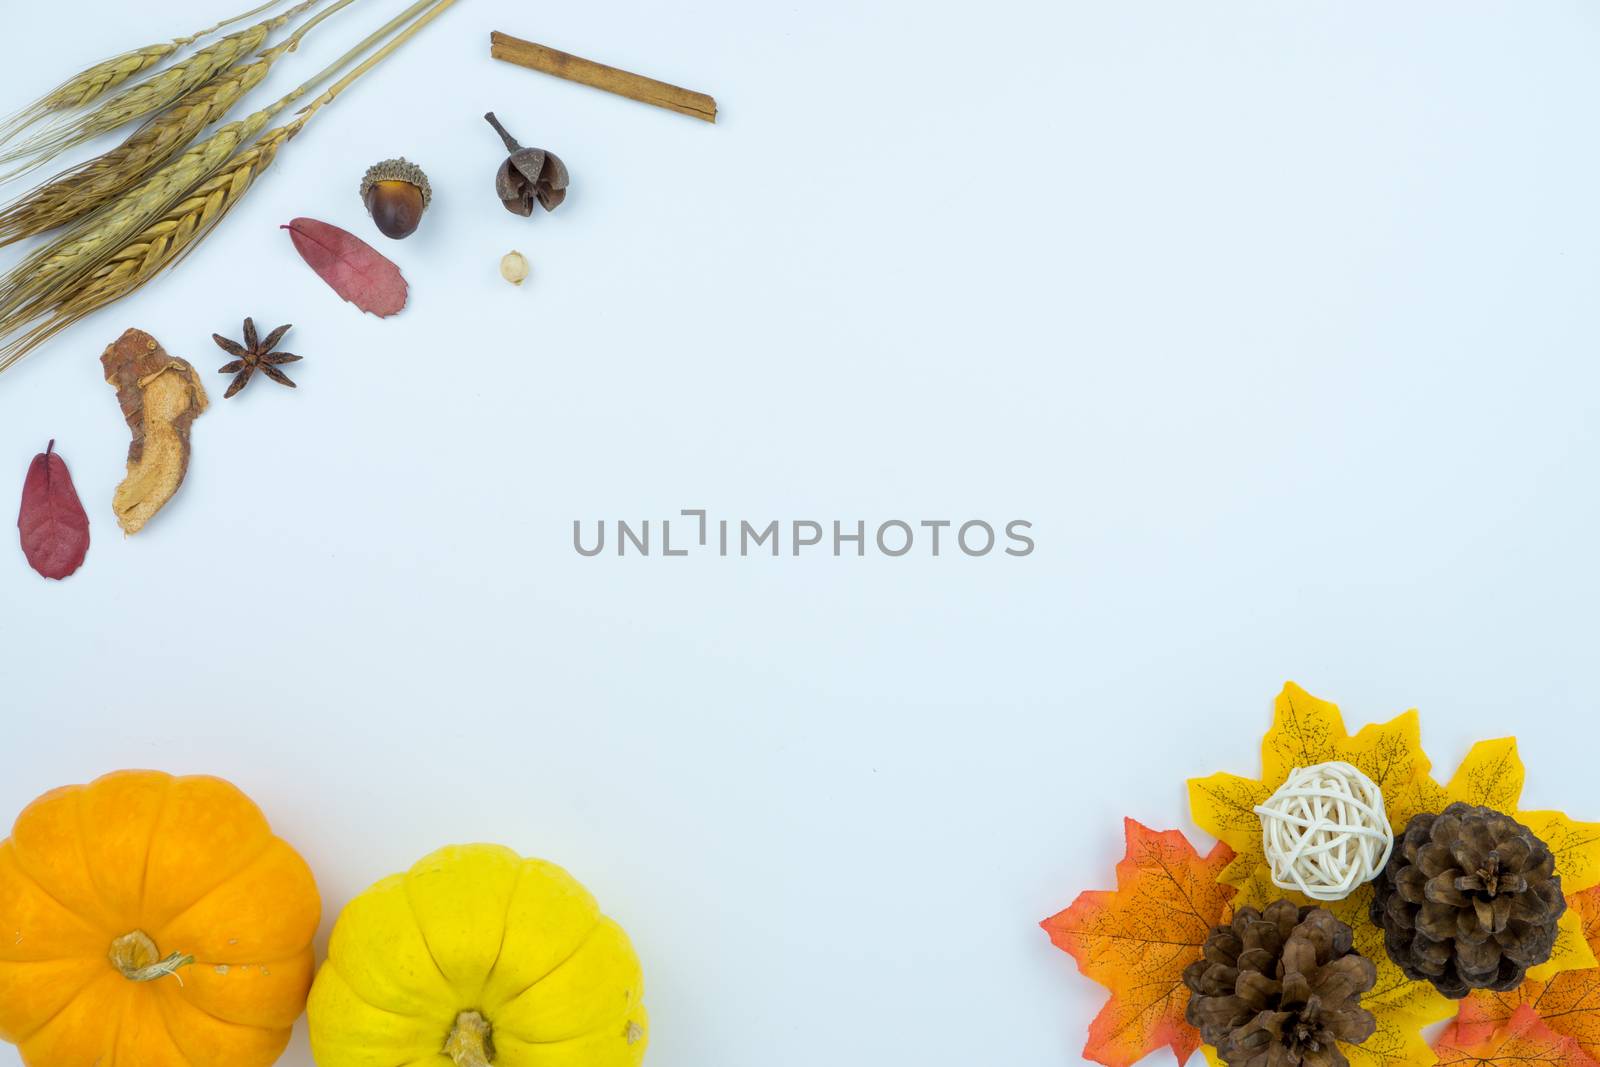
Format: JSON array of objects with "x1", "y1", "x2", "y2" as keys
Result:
[{"x1": 101, "y1": 328, "x2": 208, "y2": 534}]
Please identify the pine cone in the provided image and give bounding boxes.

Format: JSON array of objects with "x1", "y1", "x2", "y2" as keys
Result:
[
  {"x1": 1183, "y1": 899, "x2": 1378, "y2": 1067},
  {"x1": 1369, "y1": 802, "x2": 1565, "y2": 998}
]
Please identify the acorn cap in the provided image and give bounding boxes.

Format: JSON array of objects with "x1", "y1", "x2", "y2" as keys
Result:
[{"x1": 359, "y1": 158, "x2": 431, "y2": 210}]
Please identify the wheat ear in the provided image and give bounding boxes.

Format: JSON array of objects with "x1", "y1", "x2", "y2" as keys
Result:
[
  {"x1": 0, "y1": 111, "x2": 283, "y2": 330},
  {"x1": 0, "y1": 0, "x2": 381, "y2": 327},
  {"x1": 0, "y1": 0, "x2": 289, "y2": 146},
  {"x1": 0, "y1": 0, "x2": 322, "y2": 180},
  {"x1": 0, "y1": 0, "x2": 458, "y2": 376},
  {"x1": 0, "y1": 0, "x2": 362, "y2": 246},
  {"x1": 0, "y1": 60, "x2": 275, "y2": 247},
  {"x1": 0, "y1": 124, "x2": 306, "y2": 370}
]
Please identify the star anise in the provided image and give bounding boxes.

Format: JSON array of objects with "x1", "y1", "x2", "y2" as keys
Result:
[{"x1": 213, "y1": 318, "x2": 301, "y2": 398}]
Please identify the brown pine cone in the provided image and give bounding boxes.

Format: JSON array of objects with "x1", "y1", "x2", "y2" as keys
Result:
[
  {"x1": 1369, "y1": 802, "x2": 1565, "y2": 998},
  {"x1": 1183, "y1": 899, "x2": 1378, "y2": 1067}
]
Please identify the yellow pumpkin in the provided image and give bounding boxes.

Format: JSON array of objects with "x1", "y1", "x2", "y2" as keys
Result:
[
  {"x1": 308, "y1": 844, "x2": 648, "y2": 1067},
  {"x1": 0, "y1": 770, "x2": 321, "y2": 1067}
]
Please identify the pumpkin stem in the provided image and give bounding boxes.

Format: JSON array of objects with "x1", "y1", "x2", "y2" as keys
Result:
[
  {"x1": 444, "y1": 1011, "x2": 494, "y2": 1067},
  {"x1": 108, "y1": 931, "x2": 194, "y2": 986}
]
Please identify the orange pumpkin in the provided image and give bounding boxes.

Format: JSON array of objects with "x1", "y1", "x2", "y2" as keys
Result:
[{"x1": 0, "y1": 770, "x2": 321, "y2": 1067}]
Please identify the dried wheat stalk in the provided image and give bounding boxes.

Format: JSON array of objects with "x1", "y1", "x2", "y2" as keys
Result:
[
  {"x1": 0, "y1": 0, "x2": 322, "y2": 180},
  {"x1": 0, "y1": 0, "x2": 391, "y2": 331},
  {"x1": 1, "y1": 124, "x2": 306, "y2": 367},
  {"x1": 0, "y1": 112, "x2": 278, "y2": 330},
  {"x1": 0, "y1": 61, "x2": 275, "y2": 247},
  {"x1": 0, "y1": 0, "x2": 286, "y2": 146},
  {"x1": 0, "y1": 0, "x2": 459, "y2": 376},
  {"x1": 0, "y1": 0, "x2": 361, "y2": 246}
]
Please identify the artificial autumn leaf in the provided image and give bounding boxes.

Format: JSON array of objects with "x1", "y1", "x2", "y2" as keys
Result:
[
  {"x1": 283, "y1": 217, "x2": 407, "y2": 317},
  {"x1": 1450, "y1": 886, "x2": 1600, "y2": 1061},
  {"x1": 1434, "y1": 1003, "x2": 1597, "y2": 1067},
  {"x1": 16, "y1": 440, "x2": 88, "y2": 579},
  {"x1": 1041, "y1": 819, "x2": 1235, "y2": 1067},
  {"x1": 1443, "y1": 739, "x2": 1600, "y2": 979}
]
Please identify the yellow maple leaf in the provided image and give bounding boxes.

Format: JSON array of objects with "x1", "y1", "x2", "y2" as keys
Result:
[
  {"x1": 1347, "y1": 1011, "x2": 1443, "y2": 1067},
  {"x1": 1442, "y1": 738, "x2": 1600, "y2": 978},
  {"x1": 1188, "y1": 682, "x2": 1444, "y2": 898}
]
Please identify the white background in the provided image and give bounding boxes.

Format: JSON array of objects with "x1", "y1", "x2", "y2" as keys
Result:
[{"x1": 2, "y1": 1, "x2": 1600, "y2": 1065}]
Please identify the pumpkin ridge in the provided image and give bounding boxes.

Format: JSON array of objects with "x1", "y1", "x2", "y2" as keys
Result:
[
  {"x1": 146, "y1": 835, "x2": 291, "y2": 950},
  {"x1": 70, "y1": 786, "x2": 128, "y2": 925},
  {"x1": 151, "y1": 982, "x2": 208, "y2": 1067},
  {"x1": 133, "y1": 774, "x2": 176, "y2": 923},
  {"x1": 488, "y1": 917, "x2": 605, "y2": 1017},
  {"x1": 155, "y1": 975, "x2": 283, "y2": 1034},
  {"x1": 0, "y1": 840, "x2": 107, "y2": 951},
  {"x1": 494, "y1": 1021, "x2": 644, "y2": 1050},
  {"x1": 490, "y1": 923, "x2": 644, "y2": 1048},
  {"x1": 8, "y1": 791, "x2": 119, "y2": 932},
  {"x1": 320, "y1": 954, "x2": 416, "y2": 1020},
  {"x1": 14, "y1": 969, "x2": 121, "y2": 1043},
  {"x1": 101, "y1": 980, "x2": 130, "y2": 1067},
  {"x1": 172, "y1": 947, "x2": 315, "y2": 1031},
  {"x1": 153, "y1": 976, "x2": 293, "y2": 1067},
  {"x1": 137, "y1": 776, "x2": 278, "y2": 930},
  {"x1": 400, "y1": 870, "x2": 461, "y2": 991},
  {"x1": 144, "y1": 830, "x2": 279, "y2": 935},
  {"x1": 477, "y1": 862, "x2": 528, "y2": 1004}
]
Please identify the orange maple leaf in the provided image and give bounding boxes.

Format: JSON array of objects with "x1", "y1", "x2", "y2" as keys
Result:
[
  {"x1": 1041, "y1": 819, "x2": 1236, "y2": 1067},
  {"x1": 1449, "y1": 887, "x2": 1600, "y2": 1062},
  {"x1": 1434, "y1": 1003, "x2": 1598, "y2": 1067}
]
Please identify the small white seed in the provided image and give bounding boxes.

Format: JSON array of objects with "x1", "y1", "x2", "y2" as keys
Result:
[{"x1": 500, "y1": 250, "x2": 529, "y2": 285}]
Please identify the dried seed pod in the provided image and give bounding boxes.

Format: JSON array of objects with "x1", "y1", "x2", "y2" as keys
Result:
[
  {"x1": 500, "y1": 250, "x2": 529, "y2": 285},
  {"x1": 359, "y1": 157, "x2": 431, "y2": 239},
  {"x1": 484, "y1": 112, "x2": 567, "y2": 216}
]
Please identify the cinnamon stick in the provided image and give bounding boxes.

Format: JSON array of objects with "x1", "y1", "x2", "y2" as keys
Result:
[{"x1": 489, "y1": 32, "x2": 717, "y2": 123}]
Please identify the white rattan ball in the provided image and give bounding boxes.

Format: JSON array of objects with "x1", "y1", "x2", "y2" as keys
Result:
[{"x1": 1253, "y1": 761, "x2": 1394, "y2": 902}]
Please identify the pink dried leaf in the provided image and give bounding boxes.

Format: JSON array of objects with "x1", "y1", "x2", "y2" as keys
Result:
[{"x1": 283, "y1": 217, "x2": 407, "y2": 317}]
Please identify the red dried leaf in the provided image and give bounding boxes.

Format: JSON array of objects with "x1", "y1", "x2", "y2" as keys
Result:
[
  {"x1": 283, "y1": 217, "x2": 407, "y2": 317},
  {"x1": 17, "y1": 440, "x2": 89, "y2": 580}
]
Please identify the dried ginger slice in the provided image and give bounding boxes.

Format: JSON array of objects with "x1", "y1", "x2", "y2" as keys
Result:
[{"x1": 100, "y1": 328, "x2": 208, "y2": 535}]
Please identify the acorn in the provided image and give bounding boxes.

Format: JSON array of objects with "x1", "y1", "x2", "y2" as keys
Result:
[{"x1": 359, "y1": 158, "x2": 431, "y2": 239}]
